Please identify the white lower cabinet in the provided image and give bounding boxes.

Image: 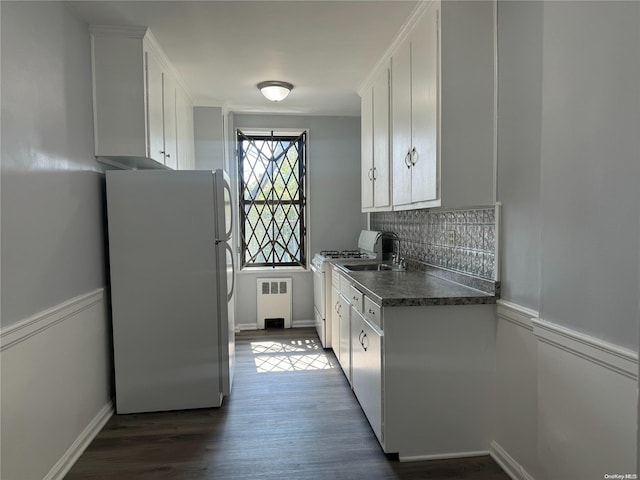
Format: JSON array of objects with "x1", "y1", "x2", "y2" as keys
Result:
[
  {"x1": 341, "y1": 282, "x2": 497, "y2": 460},
  {"x1": 331, "y1": 269, "x2": 353, "y2": 384},
  {"x1": 351, "y1": 308, "x2": 383, "y2": 444},
  {"x1": 338, "y1": 294, "x2": 351, "y2": 384},
  {"x1": 330, "y1": 284, "x2": 341, "y2": 352}
]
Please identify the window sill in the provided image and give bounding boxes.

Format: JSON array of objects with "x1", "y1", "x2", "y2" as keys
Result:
[{"x1": 238, "y1": 266, "x2": 309, "y2": 275}]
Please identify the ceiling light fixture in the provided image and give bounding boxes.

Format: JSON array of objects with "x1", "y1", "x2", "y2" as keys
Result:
[{"x1": 258, "y1": 80, "x2": 293, "y2": 102}]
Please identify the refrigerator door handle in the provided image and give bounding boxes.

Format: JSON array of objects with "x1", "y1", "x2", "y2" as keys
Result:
[
  {"x1": 223, "y1": 178, "x2": 233, "y2": 241},
  {"x1": 226, "y1": 243, "x2": 235, "y2": 302}
]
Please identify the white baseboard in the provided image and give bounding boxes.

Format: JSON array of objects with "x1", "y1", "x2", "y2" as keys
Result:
[
  {"x1": 399, "y1": 450, "x2": 490, "y2": 463},
  {"x1": 291, "y1": 319, "x2": 314, "y2": 328},
  {"x1": 43, "y1": 401, "x2": 114, "y2": 480},
  {"x1": 490, "y1": 441, "x2": 536, "y2": 480},
  {"x1": 235, "y1": 320, "x2": 315, "y2": 332},
  {"x1": 236, "y1": 322, "x2": 258, "y2": 331}
]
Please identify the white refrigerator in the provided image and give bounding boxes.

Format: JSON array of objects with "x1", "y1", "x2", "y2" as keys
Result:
[{"x1": 106, "y1": 169, "x2": 235, "y2": 414}]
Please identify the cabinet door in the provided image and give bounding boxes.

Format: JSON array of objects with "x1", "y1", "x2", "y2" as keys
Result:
[
  {"x1": 372, "y1": 67, "x2": 391, "y2": 208},
  {"x1": 338, "y1": 294, "x2": 351, "y2": 383},
  {"x1": 351, "y1": 309, "x2": 382, "y2": 443},
  {"x1": 162, "y1": 72, "x2": 177, "y2": 170},
  {"x1": 391, "y1": 37, "x2": 413, "y2": 207},
  {"x1": 331, "y1": 285, "x2": 341, "y2": 356},
  {"x1": 361, "y1": 89, "x2": 374, "y2": 210},
  {"x1": 145, "y1": 49, "x2": 165, "y2": 164},
  {"x1": 410, "y1": 4, "x2": 439, "y2": 203},
  {"x1": 176, "y1": 87, "x2": 195, "y2": 170}
]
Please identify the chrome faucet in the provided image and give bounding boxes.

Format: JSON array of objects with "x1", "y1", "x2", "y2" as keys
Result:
[{"x1": 383, "y1": 232, "x2": 406, "y2": 270}]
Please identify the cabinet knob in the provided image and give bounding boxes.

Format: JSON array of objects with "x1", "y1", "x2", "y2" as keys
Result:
[
  {"x1": 368, "y1": 308, "x2": 375, "y2": 315},
  {"x1": 166, "y1": 153, "x2": 171, "y2": 158}
]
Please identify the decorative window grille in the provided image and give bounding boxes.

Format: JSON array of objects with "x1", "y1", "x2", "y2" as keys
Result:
[{"x1": 237, "y1": 130, "x2": 307, "y2": 268}]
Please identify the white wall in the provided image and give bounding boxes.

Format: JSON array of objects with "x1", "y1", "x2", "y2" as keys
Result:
[
  {"x1": 493, "y1": 1, "x2": 639, "y2": 478},
  {"x1": 231, "y1": 114, "x2": 366, "y2": 327},
  {"x1": 538, "y1": 0, "x2": 640, "y2": 350},
  {"x1": 1, "y1": 2, "x2": 107, "y2": 326},
  {"x1": 1, "y1": 2, "x2": 112, "y2": 478},
  {"x1": 194, "y1": 106, "x2": 225, "y2": 171},
  {"x1": 495, "y1": 0, "x2": 543, "y2": 312}
]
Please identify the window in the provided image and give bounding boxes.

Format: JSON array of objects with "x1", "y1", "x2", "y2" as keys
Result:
[{"x1": 237, "y1": 130, "x2": 307, "y2": 268}]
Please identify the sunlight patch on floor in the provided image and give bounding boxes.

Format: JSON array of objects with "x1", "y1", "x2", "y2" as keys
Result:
[{"x1": 250, "y1": 339, "x2": 336, "y2": 372}]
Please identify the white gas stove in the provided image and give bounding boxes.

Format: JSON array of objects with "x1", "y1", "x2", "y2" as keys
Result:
[
  {"x1": 311, "y1": 249, "x2": 371, "y2": 269},
  {"x1": 310, "y1": 231, "x2": 384, "y2": 348}
]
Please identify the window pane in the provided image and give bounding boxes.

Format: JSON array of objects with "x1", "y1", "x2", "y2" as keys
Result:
[{"x1": 238, "y1": 131, "x2": 306, "y2": 268}]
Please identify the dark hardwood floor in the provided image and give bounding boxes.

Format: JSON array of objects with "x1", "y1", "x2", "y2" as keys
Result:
[{"x1": 65, "y1": 328, "x2": 509, "y2": 479}]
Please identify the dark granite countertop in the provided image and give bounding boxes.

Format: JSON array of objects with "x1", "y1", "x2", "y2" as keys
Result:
[{"x1": 335, "y1": 265, "x2": 498, "y2": 308}]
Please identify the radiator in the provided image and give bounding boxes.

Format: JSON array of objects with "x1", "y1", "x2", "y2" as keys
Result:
[{"x1": 256, "y1": 278, "x2": 292, "y2": 329}]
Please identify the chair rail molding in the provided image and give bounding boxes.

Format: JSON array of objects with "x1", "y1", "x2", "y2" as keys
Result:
[{"x1": 532, "y1": 317, "x2": 638, "y2": 380}]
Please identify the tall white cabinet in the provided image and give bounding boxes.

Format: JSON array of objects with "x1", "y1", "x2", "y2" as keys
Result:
[
  {"x1": 361, "y1": 63, "x2": 392, "y2": 212},
  {"x1": 392, "y1": 4, "x2": 439, "y2": 209},
  {"x1": 90, "y1": 26, "x2": 195, "y2": 170}
]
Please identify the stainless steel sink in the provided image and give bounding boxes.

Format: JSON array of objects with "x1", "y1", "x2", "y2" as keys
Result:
[{"x1": 342, "y1": 263, "x2": 396, "y2": 272}]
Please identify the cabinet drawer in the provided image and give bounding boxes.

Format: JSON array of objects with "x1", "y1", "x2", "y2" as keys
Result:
[
  {"x1": 364, "y1": 296, "x2": 382, "y2": 330},
  {"x1": 350, "y1": 286, "x2": 364, "y2": 314},
  {"x1": 332, "y1": 269, "x2": 342, "y2": 289},
  {"x1": 340, "y1": 275, "x2": 352, "y2": 299}
]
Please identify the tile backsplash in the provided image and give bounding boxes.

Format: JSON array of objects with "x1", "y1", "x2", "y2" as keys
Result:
[{"x1": 370, "y1": 207, "x2": 497, "y2": 281}]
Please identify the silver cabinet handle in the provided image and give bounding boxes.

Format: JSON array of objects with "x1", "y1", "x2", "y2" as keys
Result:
[
  {"x1": 372, "y1": 167, "x2": 377, "y2": 181},
  {"x1": 411, "y1": 147, "x2": 418, "y2": 166},
  {"x1": 367, "y1": 168, "x2": 373, "y2": 181},
  {"x1": 405, "y1": 150, "x2": 412, "y2": 169}
]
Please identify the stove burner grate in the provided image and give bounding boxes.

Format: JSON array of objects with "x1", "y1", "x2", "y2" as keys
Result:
[{"x1": 318, "y1": 250, "x2": 369, "y2": 259}]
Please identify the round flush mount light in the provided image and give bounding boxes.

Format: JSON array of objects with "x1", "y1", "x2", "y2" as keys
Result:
[{"x1": 257, "y1": 80, "x2": 293, "y2": 102}]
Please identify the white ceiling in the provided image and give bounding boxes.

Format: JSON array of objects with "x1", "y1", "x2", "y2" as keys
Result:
[{"x1": 70, "y1": 1, "x2": 419, "y2": 117}]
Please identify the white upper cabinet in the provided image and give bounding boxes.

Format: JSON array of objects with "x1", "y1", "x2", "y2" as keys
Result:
[
  {"x1": 438, "y1": 0, "x2": 495, "y2": 208},
  {"x1": 361, "y1": 64, "x2": 392, "y2": 212},
  {"x1": 408, "y1": 5, "x2": 439, "y2": 205},
  {"x1": 361, "y1": 87, "x2": 374, "y2": 210},
  {"x1": 145, "y1": 46, "x2": 167, "y2": 165},
  {"x1": 90, "y1": 26, "x2": 194, "y2": 170},
  {"x1": 390, "y1": 36, "x2": 413, "y2": 207},
  {"x1": 391, "y1": 5, "x2": 439, "y2": 209},
  {"x1": 367, "y1": 0, "x2": 496, "y2": 211},
  {"x1": 160, "y1": 67, "x2": 178, "y2": 169},
  {"x1": 176, "y1": 87, "x2": 195, "y2": 170}
]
